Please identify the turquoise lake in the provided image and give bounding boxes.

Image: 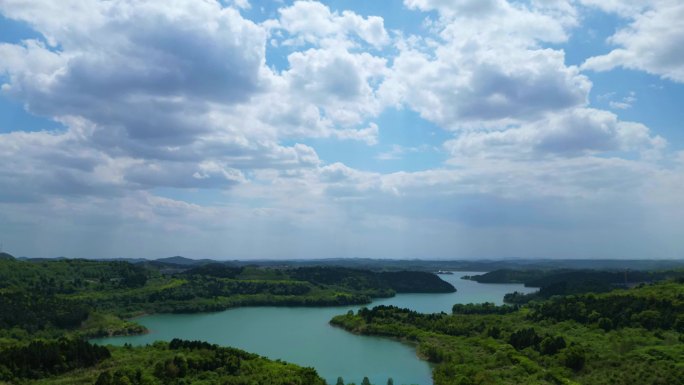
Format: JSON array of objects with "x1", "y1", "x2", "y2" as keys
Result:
[{"x1": 93, "y1": 272, "x2": 537, "y2": 385}]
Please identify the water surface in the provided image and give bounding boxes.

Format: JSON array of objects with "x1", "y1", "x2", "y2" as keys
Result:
[{"x1": 94, "y1": 272, "x2": 536, "y2": 385}]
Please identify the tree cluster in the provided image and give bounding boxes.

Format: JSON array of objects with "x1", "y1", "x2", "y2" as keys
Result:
[
  {"x1": 532, "y1": 286, "x2": 684, "y2": 331},
  {"x1": 0, "y1": 338, "x2": 110, "y2": 380}
]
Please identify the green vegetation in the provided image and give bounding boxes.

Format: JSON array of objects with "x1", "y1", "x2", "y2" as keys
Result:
[
  {"x1": 331, "y1": 280, "x2": 684, "y2": 385},
  {"x1": 1, "y1": 339, "x2": 326, "y2": 385},
  {"x1": 0, "y1": 257, "x2": 454, "y2": 342},
  {"x1": 531, "y1": 281, "x2": 684, "y2": 331},
  {"x1": 290, "y1": 267, "x2": 456, "y2": 294},
  {"x1": 0, "y1": 338, "x2": 110, "y2": 381},
  {"x1": 465, "y1": 268, "x2": 684, "y2": 304},
  {"x1": 466, "y1": 268, "x2": 684, "y2": 287},
  {"x1": 0, "y1": 254, "x2": 455, "y2": 384},
  {"x1": 4, "y1": 252, "x2": 684, "y2": 385}
]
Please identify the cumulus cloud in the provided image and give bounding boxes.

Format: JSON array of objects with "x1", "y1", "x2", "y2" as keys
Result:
[
  {"x1": 282, "y1": 47, "x2": 387, "y2": 126},
  {"x1": 582, "y1": 0, "x2": 684, "y2": 83},
  {"x1": 0, "y1": 0, "x2": 335, "y2": 203},
  {"x1": 0, "y1": 1, "x2": 267, "y2": 104},
  {"x1": 579, "y1": 0, "x2": 651, "y2": 17},
  {"x1": 382, "y1": 45, "x2": 590, "y2": 128},
  {"x1": 404, "y1": 0, "x2": 577, "y2": 43},
  {"x1": 445, "y1": 108, "x2": 665, "y2": 159},
  {"x1": 0, "y1": 0, "x2": 278, "y2": 166},
  {"x1": 269, "y1": 0, "x2": 390, "y2": 48},
  {"x1": 0, "y1": 129, "x2": 116, "y2": 203},
  {"x1": 0, "y1": 0, "x2": 269, "y2": 153},
  {"x1": 253, "y1": 2, "x2": 390, "y2": 139},
  {"x1": 0, "y1": 0, "x2": 683, "y2": 259},
  {"x1": 380, "y1": 0, "x2": 589, "y2": 129}
]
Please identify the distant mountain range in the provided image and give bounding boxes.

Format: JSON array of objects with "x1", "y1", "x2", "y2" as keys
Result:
[
  {"x1": 154, "y1": 256, "x2": 218, "y2": 266},
  {"x1": 5, "y1": 252, "x2": 684, "y2": 271}
]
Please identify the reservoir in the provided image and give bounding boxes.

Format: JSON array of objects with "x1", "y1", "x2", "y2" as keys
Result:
[{"x1": 94, "y1": 272, "x2": 536, "y2": 385}]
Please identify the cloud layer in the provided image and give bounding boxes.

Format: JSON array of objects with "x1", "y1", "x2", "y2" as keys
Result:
[
  {"x1": 582, "y1": 0, "x2": 684, "y2": 82},
  {"x1": 0, "y1": 0, "x2": 682, "y2": 259}
]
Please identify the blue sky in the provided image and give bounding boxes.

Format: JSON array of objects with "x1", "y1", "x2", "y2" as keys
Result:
[{"x1": 0, "y1": 0, "x2": 683, "y2": 259}]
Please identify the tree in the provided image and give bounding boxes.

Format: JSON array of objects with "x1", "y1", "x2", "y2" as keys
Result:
[
  {"x1": 563, "y1": 346, "x2": 586, "y2": 371},
  {"x1": 632, "y1": 310, "x2": 661, "y2": 330},
  {"x1": 95, "y1": 371, "x2": 112, "y2": 385},
  {"x1": 598, "y1": 317, "x2": 613, "y2": 332},
  {"x1": 112, "y1": 370, "x2": 133, "y2": 385},
  {"x1": 336, "y1": 377, "x2": 345, "y2": 385},
  {"x1": 508, "y1": 328, "x2": 541, "y2": 350},
  {"x1": 540, "y1": 336, "x2": 566, "y2": 355},
  {"x1": 674, "y1": 314, "x2": 684, "y2": 333},
  {"x1": 387, "y1": 378, "x2": 394, "y2": 385},
  {"x1": 362, "y1": 376, "x2": 372, "y2": 385},
  {"x1": 487, "y1": 326, "x2": 501, "y2": 339}
]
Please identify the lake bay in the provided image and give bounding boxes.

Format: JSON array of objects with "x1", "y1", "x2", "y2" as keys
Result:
[{"x1": 93, "y1": 272, "x2": 536, "y2": 385}]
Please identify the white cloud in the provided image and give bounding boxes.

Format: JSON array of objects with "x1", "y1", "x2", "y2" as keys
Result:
[
  {"x1": 445, "y1": 108, "x2": 665, "y2": 159},
  {"x1": 0, "y1": 126, "x2": 125, "y2": 203},
  {"x1": 579, "y1": 0, "x2": 651, "y2": 17},
  {"x1": 609, "y1": 101, "x2": 631, "y2": 110},
  {"x1": 0, "y1": 1, "x2": 268, "y2": 104},
  {"x1": 332, "y1": 123, "x2": 379, "y2": 145},
  {"x1": 404, "y1": 0, "x2": 577, "y2": 43},
  {"x1": 271, "y1": 1, "x2": 390, "y2": 48},
  {"x1": 376, "y1": 144, "x2": 431, "y2": 160},
  {"x1": 380, "y1": 0, "x2": 588, "y2": 129},
  {"x1": 0, "y1": 0, "x2": 348, "y2": 203},
  {"x1": 283, "y1": 47, "x2": 387, "y2": 127},
  {"x1": 582, "y1": 0, "x2": 684, "y2": 83},
  {"x1": 0, "y1": 0, "x2": 683, "y2": 259},
  {"x1": 382, "y1": 45, "x2": 590, "y2": 128},
  {"x1": 231, "y1": 0, "x2": 251, "y2": 10},
  {"x1": 0, "y1": 0, "x2": 272, "y2": 159}
]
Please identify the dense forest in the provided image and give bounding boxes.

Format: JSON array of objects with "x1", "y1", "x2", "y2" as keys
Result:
[
  {"x1": 0, "y1": 255, "x2": 455, "y2": 342},
  {"x1": 331, "y1": 279, "x2": 684, "y2": 385},
  {"x1": 465, "y1": 268, "x2": 684, "y2": 303},
  {"x1": 0, "y1": 338, "x2": 327, "y2": 385},
  {"x1": 3, "y1": 252, "x2": 684, "y2": 384},
  {"x1": 0, "y1": 253, "x2": 455, "y2": 384},
  {"x1": 290, "y1": 267, "x2": 456, "y2": 294}
]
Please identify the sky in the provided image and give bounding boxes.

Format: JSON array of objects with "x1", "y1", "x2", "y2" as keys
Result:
[{"x1": 0, "y1": 0, "x2": 683, "y2": 260}]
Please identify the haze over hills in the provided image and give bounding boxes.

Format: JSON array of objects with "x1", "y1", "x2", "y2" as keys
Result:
[{"x1": 8, "y1": 252, "x2": 684, "y2": 272}]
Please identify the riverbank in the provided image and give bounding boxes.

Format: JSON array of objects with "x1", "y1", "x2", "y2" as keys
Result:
[
  {"x1": 327, "y1": 280, "x2": 684, "y2": 385},
  {"x1": 91, "y1": 272, "x2": 535, "y2": 385}
]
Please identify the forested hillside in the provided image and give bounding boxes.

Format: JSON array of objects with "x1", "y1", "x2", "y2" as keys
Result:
[
  {"x1": 0, "y1": 255, "x2": 454, "y2": 384},
  {"x1": 0, "y1": 339, "x2": 326, "y2": 385},
  {"x1": 331, "y1": 280, "x2": 684, "y2": 385},
  {"x1": 465, "y1": 268, "x2": 684, "y2": 303},
  {"x1": 290, "y1": 267, "x2": 457, "y2": 294},
  {"x1": 0, "y1": 257, "x2": 454, "y2": 341}
]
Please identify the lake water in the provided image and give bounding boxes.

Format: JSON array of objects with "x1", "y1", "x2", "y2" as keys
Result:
[{"x1": 93, "y1": 272, "x2": 536, "y2": 385}]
